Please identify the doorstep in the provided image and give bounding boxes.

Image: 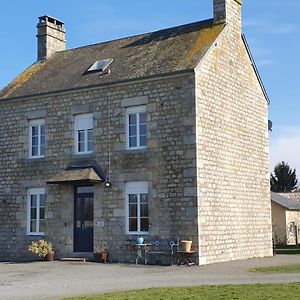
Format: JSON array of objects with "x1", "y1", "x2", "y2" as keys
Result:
[{"x1": 60, "y1": 257, "x2": 87, "y2": 262}]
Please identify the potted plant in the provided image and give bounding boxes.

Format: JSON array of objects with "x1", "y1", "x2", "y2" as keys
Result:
[
  {"x1": 28, "y1": 240, "x2": 55, "y2": 261},
  {"x1": 94, "y1": 246, "x2": 108, "y2": 263}
]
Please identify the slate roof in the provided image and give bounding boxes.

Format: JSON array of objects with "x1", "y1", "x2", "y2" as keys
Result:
[
  {"x1": 0, "y1": 19, "x2": 224, "y2": 100},
  {"x1": 271, "y1": 192, "x2": 300, "y2": 211}
]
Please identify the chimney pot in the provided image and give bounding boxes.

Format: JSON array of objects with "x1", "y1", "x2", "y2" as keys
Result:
[{"x1": 37, "y1": 15, "x2": 66, "y2": 61}]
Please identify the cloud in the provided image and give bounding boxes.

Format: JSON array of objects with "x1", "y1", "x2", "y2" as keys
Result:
[
  {"x1": 270, "y1": 24, "x2": 296, "y2": 34},
  {"x1": 256, "y1": 59, "x2": 274, "y2": 67},
  {"x1": 270, "y1": 126, "x2": 300, "y2": 176},
  {"x1": 244, "y1": 19, "x2": 296, "y2": 35}
]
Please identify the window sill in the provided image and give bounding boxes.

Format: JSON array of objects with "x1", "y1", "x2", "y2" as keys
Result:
[
  {"x1": 27, "y1": 233, "x2": 45, "y2": 236},
  {"x1": 126, "y1": 232, "x2": 149, "y2": 235},
  {"x1": 124, "y1": 148, "x2": 148, "y2": 154},
  {"x1": 29, "y1": 156, "x2": 45, "y2": 160}
]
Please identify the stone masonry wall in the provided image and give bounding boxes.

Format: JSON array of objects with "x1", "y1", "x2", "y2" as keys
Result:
[
  {"x1": 195, "y1": 14, "x2": 272, "y2": 264},
  {"x1": 0, "y1": 73, "x2": 198, "y2": 262}
]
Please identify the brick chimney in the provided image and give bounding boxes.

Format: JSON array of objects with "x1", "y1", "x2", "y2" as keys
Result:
[
  {"x1": 213, "y1": 0, "x2": 242, "y2": 31},
  {"x1": 37, "y1": 16, "x2": 66, "y2": 61}
]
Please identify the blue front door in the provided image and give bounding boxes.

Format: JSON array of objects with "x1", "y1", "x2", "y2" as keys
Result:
[{"x1": 74, "y1": 186, "x2": 94, "y2": 252}]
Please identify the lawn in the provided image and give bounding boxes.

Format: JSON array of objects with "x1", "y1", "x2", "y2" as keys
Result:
[
  {"x1": 250, "y1": 264, "x2": 300, "y2": 273},
  {"x1": 64, "y1": 283, "x2": 300, "y2": 300}
]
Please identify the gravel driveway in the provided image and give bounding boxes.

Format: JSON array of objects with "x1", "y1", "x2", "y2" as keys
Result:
[{"x1": 1, "y1": 255, "x2": 300, "y2": 300}]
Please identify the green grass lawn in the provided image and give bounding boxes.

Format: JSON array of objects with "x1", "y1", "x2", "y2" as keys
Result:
[
  {"x1": 64, "y1": 283, "x2": 300, "y2": 300},
  {"x1": 250, "y1": 264, "x2": 300, "y2": 273}
]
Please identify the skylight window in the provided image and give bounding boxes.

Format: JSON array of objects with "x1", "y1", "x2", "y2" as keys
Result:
[{"x1": 86, "y1": 58, "x2": 113, "y2": 75}]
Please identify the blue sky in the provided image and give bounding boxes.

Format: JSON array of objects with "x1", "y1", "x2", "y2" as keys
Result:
[{"x1": 0, "y1": 0, "x2": 299, "y2": 174}]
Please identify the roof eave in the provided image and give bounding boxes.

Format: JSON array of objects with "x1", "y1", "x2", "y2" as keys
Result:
[
  {"x1": 0, "y1": 68, "x2": 195, "y2": 102},
  {"x1": 242, "y1": 34, "x2": 270, "y2": 105}
]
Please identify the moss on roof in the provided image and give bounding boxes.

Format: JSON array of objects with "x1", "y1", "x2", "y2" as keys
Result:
[{"x1": 0, "y1": 19, "x2": 225, "y2": 100}]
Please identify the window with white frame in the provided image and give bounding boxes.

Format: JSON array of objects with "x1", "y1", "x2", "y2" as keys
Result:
[
  {"x1": 126, "y1": 106, "x2": 147, "y2": 149},
  {"x1": 75, "y1": 113, "x2": 93, "y2": 154},
  {"x1": 125, "y1": 182, "x2": 149, "y2": 234},
  {"x1": 27, "y1": 188, "x2": 46, "y2": 235},
  {"x1": 29, "y1": 119, "x2": 45, "y2": 158}
]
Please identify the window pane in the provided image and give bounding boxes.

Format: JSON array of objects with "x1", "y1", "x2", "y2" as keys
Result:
[
  {"x1": 32, "y1": 136, "x2": 38, "y2": 147},
  {"x1": 139, "y1": 112, "x2": 147, "y2": 124},
  {"x1": 31, "y1": 208, "x2": 37, "y2": 220},
  {"x1": 78, "y1": 130, "x2": 85, "y2": 142},
  {"x1": 31, "y1": 126, "x2": 38, "y2": 136},
  {"x1": 129, "y1": 125, "x2": 137, "y2": 136},
  {"x1": 129, "y1": 218, "x2": 138, "y2": 232},
  {"x1": 78, "y1": 142, "x2": 85, "y2": 152},
  {"x1": 87, "y1": 129, "x2": 93, "y2": 152},
  {"x1": 31, "y1": 195, "x2": 37, "y2": 207},
  {"x1": 129, "y1": 114, "x2": 137, "y2": 125},
  {"x1": 140, "y1": 124, "x2": 146, "y2": 136},
  {"x1": 129, "y1": 194, "x2": 137, "y2": 204},
  {"x1": 39, "y1": 207, "x2": 45, "y2": 220},
  {"x1": 40, "y1": 134, "x2": 45, "y2": 147},
  {"x1": 140, "y1": 193, "x2": 148, "y2": 203},
  {"x1": 30, "y1": 220, "x2": 36, "y2": 233},
  {"x1": 129, "y1": 204, "x2": 137, "y2": 218},
  {"x1": 129, "y1": 137, "x2": 137, "y2": 148},
  {"x1": 140, "y1": 135, "x2": 147, "y2": 147},
  {"x1": 140, "y1": 218, "x2": 149, "y2": 232},
  {"x1": 77, "y1": 186, "x2": 94, "y2": 194},
  {"x1": 140, "y1": 203, "x2": 148, "y2": 218},
  {"x1": 84, "y1": 198, "x2": 93, "y2": 221},
  {"x1": 40, "y1": 194, "x2": 46, "y2": 207},
  {"x1": 40, "y1": 125, "x2": 45, "y2": 136},
  {"x1": 32, "y1": 146, "x2": 38, "y2": 156}
]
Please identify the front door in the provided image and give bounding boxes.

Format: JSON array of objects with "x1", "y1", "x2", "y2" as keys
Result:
[{"x1": 74, "y1": 186, "x2": 94, "y2": 252}]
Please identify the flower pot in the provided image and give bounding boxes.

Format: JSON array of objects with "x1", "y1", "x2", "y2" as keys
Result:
[
  {"x1": 45, "y1": 251, "x2": 55, "y2": 261},
  {"x1": 136, "y1": 237, "x2": 144, "y2": 245},
  {"x1": 180, "y1": 240, "x2": 192, "y2": 252}
]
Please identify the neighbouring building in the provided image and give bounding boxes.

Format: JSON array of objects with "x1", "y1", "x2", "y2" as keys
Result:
[
  {"x1": 272, "y1": 192, "x2": 300, "y2": 245},
  {"x1": 0, "y1": 0, "x2": 273, "y2": 264}
]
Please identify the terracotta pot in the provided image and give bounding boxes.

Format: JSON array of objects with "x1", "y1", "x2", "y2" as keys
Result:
[
  {"x1": 180, "y1": 240, "x2": 192, "y2": 252},
  {"x1": 45, "y1": 251, "x2": 55, "y2": 261}
]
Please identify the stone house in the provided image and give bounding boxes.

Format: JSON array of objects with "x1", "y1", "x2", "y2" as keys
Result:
[
  {"x1": 272, "y1": 192, "x2": 300, "y2": 245},
  {"x1": 0, "y1": 0, "x2": 272, "y2": 265}
]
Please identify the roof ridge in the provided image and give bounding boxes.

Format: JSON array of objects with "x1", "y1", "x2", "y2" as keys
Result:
[{"x1": 62, "y1": 18, "x2": 215, "y2": 53}]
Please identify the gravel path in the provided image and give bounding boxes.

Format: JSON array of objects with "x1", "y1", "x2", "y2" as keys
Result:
[{"x1": 1, "y1": 255, "x2": 300, "y2": 300}]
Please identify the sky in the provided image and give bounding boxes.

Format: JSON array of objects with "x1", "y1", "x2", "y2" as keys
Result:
[{"x1": 0, "y1": 0, "x2": 299, "y2": 176}]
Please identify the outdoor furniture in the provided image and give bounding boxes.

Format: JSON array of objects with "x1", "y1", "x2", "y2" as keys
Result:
[
  {"x1": 175, "y1": 250, "x2": 196, "y2": 266},
  {"x1": 134, "y1": 243, "x2": 151, "y2": 265},
  {"x1": 146, "y1": 242, "x2": 179, "y2": 265}
]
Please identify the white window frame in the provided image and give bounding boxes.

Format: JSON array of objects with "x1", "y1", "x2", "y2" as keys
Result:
[
  {"x1": 29, "y1": 119, "x2": 45, "y2": 159},
  {"x1": 27, "y1": 188, "x2": 46, "y2": 236},
  {"x1": 125, "y1": 181, "x2": 149, "y2": 235},
  {"x1": 126, "y1": 106, "x2": 147, "y2": 150},
  {"x1": 74, "y1": 113, "x2": 93, "y2": 155}
]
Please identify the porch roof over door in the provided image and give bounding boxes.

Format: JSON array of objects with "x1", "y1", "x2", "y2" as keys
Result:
[{"x1": 47, "y1": 167, "x2": 104, "y2": 185}]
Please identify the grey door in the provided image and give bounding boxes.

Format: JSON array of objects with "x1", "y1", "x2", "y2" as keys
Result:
[{"x1": 74, "y1": 186, "x2": 94, "y2": 252}]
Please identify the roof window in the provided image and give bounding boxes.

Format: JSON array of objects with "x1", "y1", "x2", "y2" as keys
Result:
[{"x1": 86, "y1": 58, "x2": 113, "y2": 75}]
